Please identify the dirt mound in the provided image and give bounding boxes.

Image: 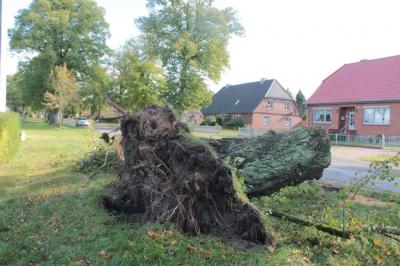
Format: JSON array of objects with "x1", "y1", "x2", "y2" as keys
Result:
[{"x1": 102, "y1": 105, "x2": 273, "y2": 246}]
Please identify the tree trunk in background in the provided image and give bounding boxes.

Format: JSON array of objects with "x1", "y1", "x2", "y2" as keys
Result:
[
  {"x1": 47, "y1": 109, "x2": 60, "y2": 125},
  {"x1": 207, "y1": 127, "x2": 331, "y2": 197}
]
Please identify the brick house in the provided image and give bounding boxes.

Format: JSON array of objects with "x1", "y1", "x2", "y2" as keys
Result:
[
  {"x1": 202, "y1": 79, "x2": 302, "y2": 130},
  {"x1": 307, "y1": 55, "x2": 400, "y2": 136}
]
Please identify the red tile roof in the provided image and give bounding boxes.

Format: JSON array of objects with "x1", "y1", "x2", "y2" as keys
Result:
[{"x1": 307, "y1": 55, "x2": 400, "y2": 105}]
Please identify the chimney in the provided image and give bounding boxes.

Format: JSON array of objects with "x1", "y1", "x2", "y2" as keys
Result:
[{"x1": 260, "y1": 78, "x2": 267, "y2": 84}]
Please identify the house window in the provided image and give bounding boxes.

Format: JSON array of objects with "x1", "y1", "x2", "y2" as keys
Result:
[
  {"x1": 313, "y1": 108, "x2": 332, "y2": 123},
  {"x1": 363, "y1": 106, "x2": 390, "y2": 125},
  {"x1": 266, "y1": 100, "x2": 273, "y2": 109},
  {"x1": 285, "y1": 117, "x2": 292, "y2": 127},
  {"x1": 284, "y1": 103, "x2": 290, "y2": 111},
  {"x1": 263, "y1": 116, "x2": 269, "y2": 126}
]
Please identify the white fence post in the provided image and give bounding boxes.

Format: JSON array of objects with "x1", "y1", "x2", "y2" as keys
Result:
[
  {"x1": 335, "y1": 134, "x2": 338, "y2": 145},
  {"x1": 381, "y1": 134, "x2": 385, "y2": 149}
]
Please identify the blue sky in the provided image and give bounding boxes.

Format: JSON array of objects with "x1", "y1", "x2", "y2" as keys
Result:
[{"x1": 4, "y1": 0, "x2": 400, "y2": 98}]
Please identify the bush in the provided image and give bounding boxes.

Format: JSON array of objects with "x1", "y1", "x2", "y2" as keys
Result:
[
  {"x1": 0, "y1": 112, "x2": 21, "y2": 163},
  {"x1": 200, "y1": 117, "x2": 216, "y2": 126},
  {"x1": 215, "y1": 116, "x2": 223, "y2": 126},
  {"x1": 223, "y1": 118, "x2": 244, "y2": 128}
]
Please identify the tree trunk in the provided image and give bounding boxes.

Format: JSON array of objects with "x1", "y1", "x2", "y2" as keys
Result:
[
  {"x1": 47, "y1": 109, "x2": 60, "y2": 125},
  {"x1": 207, "y1": 127, "x2": 331, "y2": 197},
  {"x1": 60, "y1": 104, "x2": 63, "y2": 129}
]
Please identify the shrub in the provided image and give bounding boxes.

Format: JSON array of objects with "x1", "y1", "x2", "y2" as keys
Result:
[
  {"x1": 0, "y1": 112, "x2": 21, "y2": 163},
  {"x1": 223, "y1": 118, "x2": 244, "y2": 128},
  {"x1": 200, "y1": 117, "x2": 216, "y2": 126},
  {"x1": 215, "y1": 116, "x2": 223, "y2": 126}
]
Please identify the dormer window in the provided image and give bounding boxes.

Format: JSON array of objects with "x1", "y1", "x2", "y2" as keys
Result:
[{"x1": 266, "y1": 100, "x2": 273, "y2": 109}]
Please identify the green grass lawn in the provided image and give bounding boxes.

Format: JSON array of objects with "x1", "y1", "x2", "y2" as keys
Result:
[
  {"x1": 1, "y1": 120, "x2": 399, "y2": 265},
  {"x1": 360, "y1": 154, "x2": 396, "y2": 162},
  {"x1": 191, "y1": 129, "x2": 238, "y2": 139},
  {"x1": 0, "y1": 120, "x2": 265, "y2": 265}
]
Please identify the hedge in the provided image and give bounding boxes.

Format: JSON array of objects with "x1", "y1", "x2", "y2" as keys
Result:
[{"x1": 0, "y1": 112, "x2": 21, "y2": 163}]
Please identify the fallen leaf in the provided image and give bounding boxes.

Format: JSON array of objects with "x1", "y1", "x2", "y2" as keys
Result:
[
  {"x1": 187, "y1": 244, "x2": 196, "y2": 253},
  {"x1": 374, "y1": 239, "x2": 382, "y2": 248},
  {"x1": 147, "y1": 230, "x2": 157, "y2": 239},
  {"x1": 171, "y1": 240, "x2": 177, "y2": 246},
  {"x1": 99, "y1": 250, "x2": 113, "y2": 260}
]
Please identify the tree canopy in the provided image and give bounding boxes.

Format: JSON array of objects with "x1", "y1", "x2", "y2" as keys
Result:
[
  {"x1": 9, "y1": 0, "x2": 110, "y2": 109},
  {"x1": 137, "y1": 0, "x2": 244, "y2": 111},
  {"x1": 6, "y1": 75, "x2": 24, "y2": 112},
  {"x1": 109, "y1": 42, "x2": 165, "y2": 112},
  {"x1": 80, "y1": 64, "x2": 110, "y2": 117},
  {"x1": 44, "y1": 64, "x2": 78, "y2": 127}
]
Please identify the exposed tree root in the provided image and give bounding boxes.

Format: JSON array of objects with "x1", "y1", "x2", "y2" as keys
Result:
[{"x1": 102, "y1": 105, "x2": 274, "y2": 246}]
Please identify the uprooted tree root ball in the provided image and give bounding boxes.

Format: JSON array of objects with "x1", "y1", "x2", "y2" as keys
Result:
[{"x1": 102, "y1": 105, "x2": 274, "y2": 246}]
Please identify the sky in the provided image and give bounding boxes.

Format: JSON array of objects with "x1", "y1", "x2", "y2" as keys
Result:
[{"x1": 3, "y1": 0, "x2": 400, "y2": 98}]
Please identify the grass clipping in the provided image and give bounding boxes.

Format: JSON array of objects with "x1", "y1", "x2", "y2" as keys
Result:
[{"x1": 102, "y1": 105, "x2": 273, "y2": 246}]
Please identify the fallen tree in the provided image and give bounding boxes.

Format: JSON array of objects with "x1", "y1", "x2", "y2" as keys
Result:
[
  {"x1": 102, "y1": 105, "x2": 273, "y2": 246},
  {"x1": 207, "y1": 127, "x2": 331, "y2": 197},
  {"x1": 99, "y1": 105, "x2": 331, "y2": 246}
]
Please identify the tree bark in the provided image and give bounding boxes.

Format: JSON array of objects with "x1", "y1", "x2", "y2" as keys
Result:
[
  {"x1": 207, "y1": 127, "x2": 331, "y2": 197},
  {"x1": 47, "y1": 109, "x2": 60, "y2": 125}
]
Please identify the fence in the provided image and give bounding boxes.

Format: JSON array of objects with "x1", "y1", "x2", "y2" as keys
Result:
[
  {"x1": 192, "y1": 125, "x2": 222, "y2": 133},
  {"x1": 328, "y1": 134, "x2": 400, "y2": 148}
]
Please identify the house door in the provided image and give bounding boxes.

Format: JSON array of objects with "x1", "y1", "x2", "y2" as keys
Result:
[{"x1": 348, "y1": 111, "x2": 355, "y2": 130}]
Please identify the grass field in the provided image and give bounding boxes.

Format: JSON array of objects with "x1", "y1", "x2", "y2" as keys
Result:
[
  {"x1": 191, "y1": 129, "x2": 238, "y2": 139},
  {"x1": 0, "y1": 120, "x2": 399, "y2": 265}
]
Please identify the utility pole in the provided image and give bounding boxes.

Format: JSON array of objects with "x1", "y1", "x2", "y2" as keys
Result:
[{"x1": 0, "y1": 0, "x2": 6, "y2": 112}]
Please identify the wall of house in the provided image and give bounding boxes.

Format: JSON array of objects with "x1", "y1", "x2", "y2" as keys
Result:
[
  {"x1": 252, "y1": 98, "x2": 302, "y2": 130},
  {"x1": 308, "y1": 102, "x2": 400, "y2": 136}
]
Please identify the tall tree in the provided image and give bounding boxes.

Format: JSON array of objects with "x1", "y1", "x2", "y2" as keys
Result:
[
  {"x1": 6, "y1": 75, "x2": 24, "y2": 112},
  {"x1": 295, "y1": 90, "x2": 307, "y2": 120},
  {"x1": 9, "y1": 0, "x2": 110, "y2": 110},
  {"x1": 137, "y1": 0, "x2": 244, "y2": 111},
  {"x1": 44, "y1": 65, "x2": 78, "y2": 128},
  {"x1": 81, "y1": 64, "x2": 110, "y2": 117},
  {"x1": 109, "y1": 42, "x2": 165, "y2": 112}
]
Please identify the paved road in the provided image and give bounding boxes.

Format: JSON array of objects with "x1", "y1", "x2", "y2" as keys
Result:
[
  {"x1": 63, "y1": 120, "x2": 118, "y2": 133},
  {"x1": 321, "y1": 146, "x2": 400, "y2": 193}
]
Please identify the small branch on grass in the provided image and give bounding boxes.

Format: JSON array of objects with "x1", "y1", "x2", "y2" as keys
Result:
[
  {"x1": 88, "y1": 152, "x2": 109, "y2": 179},
  {"x1": 268, "y1": 209, "x2": 350, "y2": 239},
  {"x1": 268, "y1": 209, "x2": 400, "y2": 242}
]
